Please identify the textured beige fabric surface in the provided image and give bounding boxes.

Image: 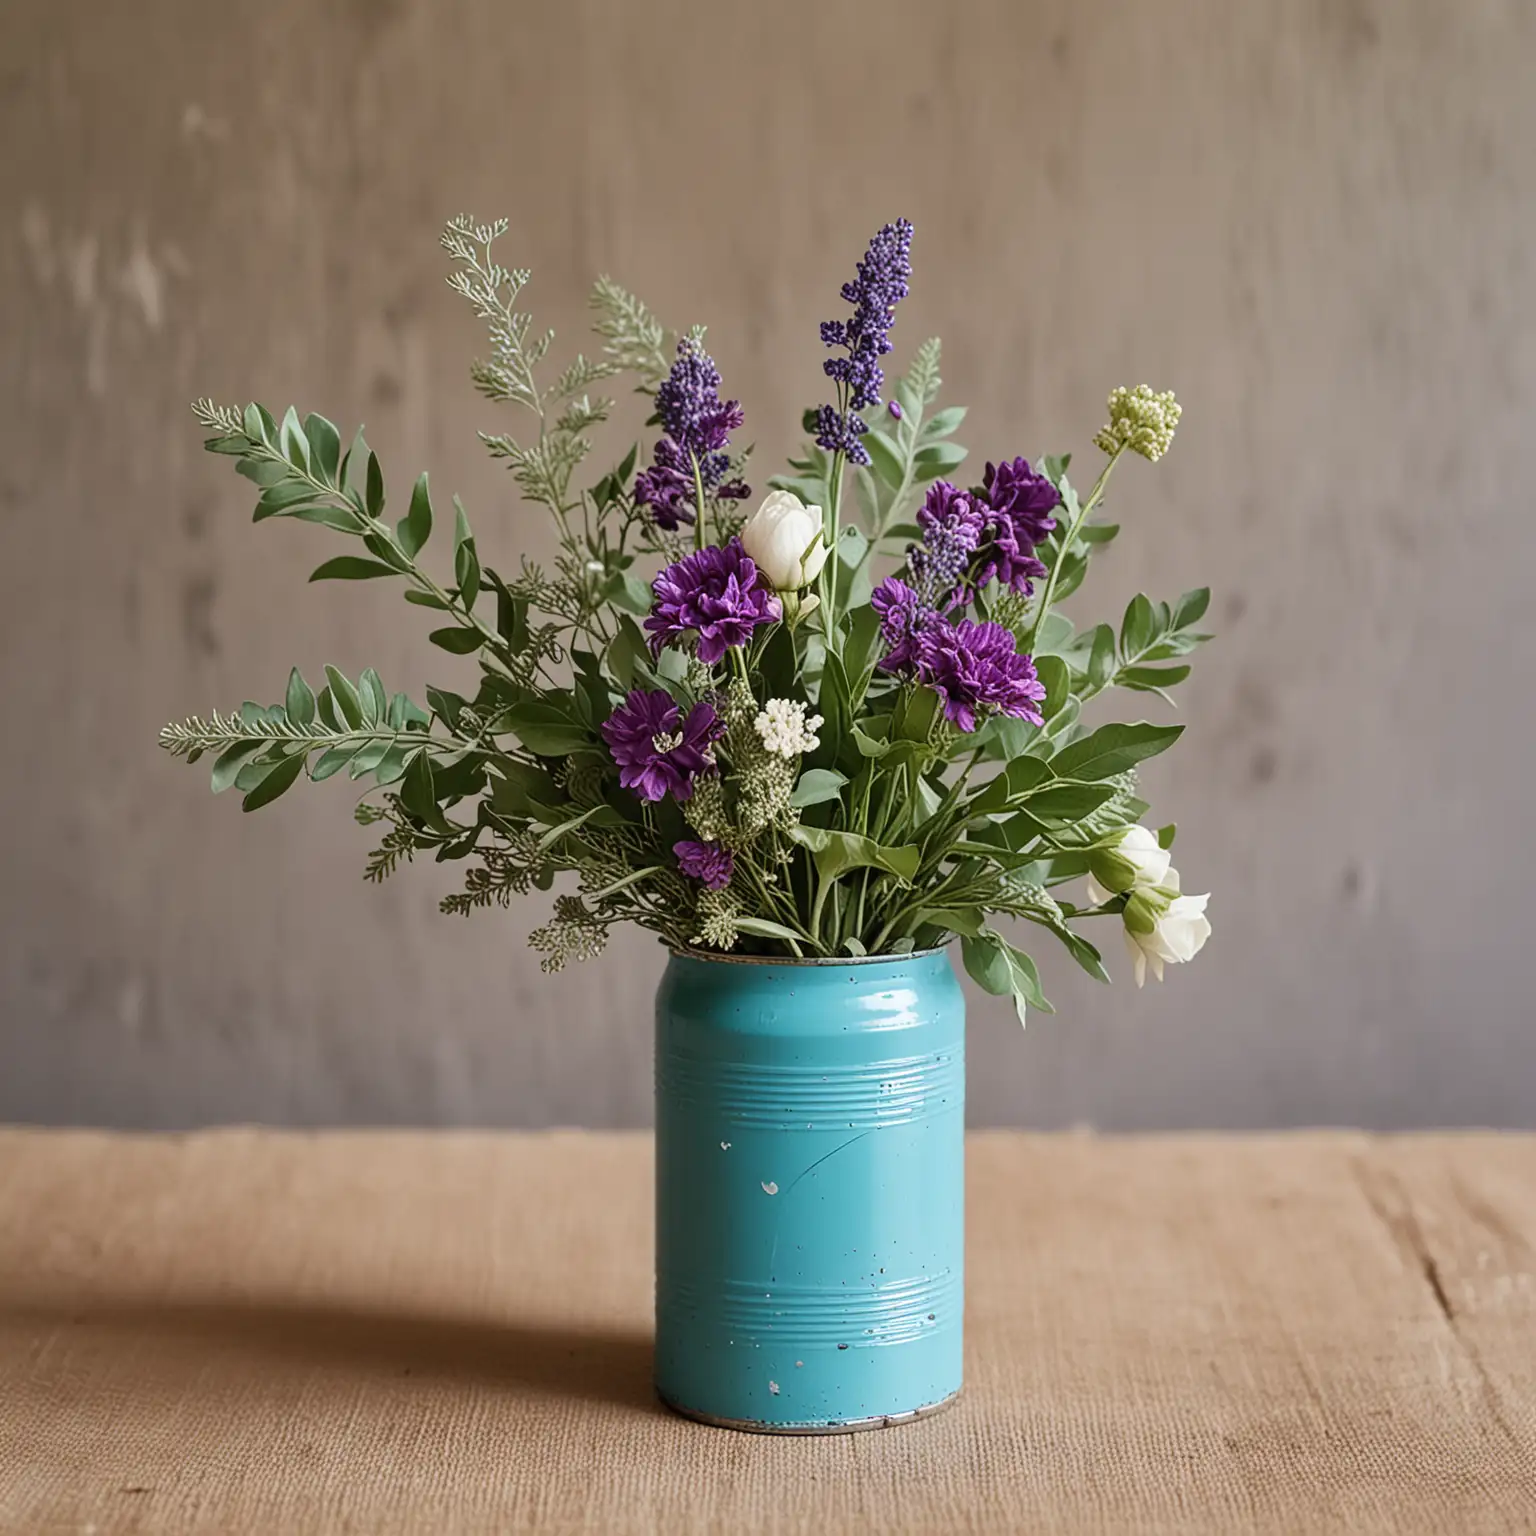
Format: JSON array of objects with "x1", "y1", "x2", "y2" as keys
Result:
[{"x1": 0, "y1": 1132, "x2": 1533, "y2": 1534}]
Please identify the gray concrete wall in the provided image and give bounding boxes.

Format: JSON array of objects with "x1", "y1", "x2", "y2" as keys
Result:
[{"x1": 2, "y1": 1, "x2": 1533, "y2": 1129}]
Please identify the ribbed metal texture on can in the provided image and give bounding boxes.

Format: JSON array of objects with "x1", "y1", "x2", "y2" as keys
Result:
[{"x1": 654, "y1": 947, "x2": 965, "y2": 1432}]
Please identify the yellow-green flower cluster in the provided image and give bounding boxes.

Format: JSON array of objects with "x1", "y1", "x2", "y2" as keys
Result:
[{"x1": 1093, "y1": 385, "x2": 1182, "y2": 462}]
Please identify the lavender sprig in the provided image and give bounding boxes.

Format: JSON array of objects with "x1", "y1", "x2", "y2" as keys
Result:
[{"x1": 814, "y1": 219, "x2": 914, "y2": 466}]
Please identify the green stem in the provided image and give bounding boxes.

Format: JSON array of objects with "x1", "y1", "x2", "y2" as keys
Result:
[
  {"x1": 692, "y1": 453, "x2": 708, "y2": 552},
  {"x1": 810, "y1": 875, "x2": 834, "y2": 950},
  {"x1": 1024, "y1": 449, "x2": 1124, "y2": 657}
]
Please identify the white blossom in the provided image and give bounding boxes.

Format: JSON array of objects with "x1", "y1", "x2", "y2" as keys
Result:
[
  {"x1": 740, "y1": 490, "x2": 828, "y2": 591},
  {"x1": 1087, "y1": 825, "x2": 1173, "y2": 900},
  {"x1": 1121, "y1": 876, "x2": 1211, "y2": 987},
  {"x1": 754, "y1": 698, "x2": 823, "y2": 759}
]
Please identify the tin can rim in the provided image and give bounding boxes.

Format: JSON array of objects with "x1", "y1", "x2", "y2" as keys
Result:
[{"x1": 663, "y1": 940, "x2": 952, "y2": 968}]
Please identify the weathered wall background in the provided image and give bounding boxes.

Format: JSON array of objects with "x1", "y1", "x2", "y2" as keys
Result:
[{"x1": 2, "y1": 1, "x2": 1532, "y2": 1128}]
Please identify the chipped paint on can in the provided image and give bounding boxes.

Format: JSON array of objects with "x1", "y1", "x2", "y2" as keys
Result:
[{"x1": 654, "y1": 946, "x2": 964, "y2": 1433}]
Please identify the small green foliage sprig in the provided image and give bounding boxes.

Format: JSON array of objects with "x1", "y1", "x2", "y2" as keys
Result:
[{"x1": 161, "y1": 215, "x2": 1214, "y2": 1020}]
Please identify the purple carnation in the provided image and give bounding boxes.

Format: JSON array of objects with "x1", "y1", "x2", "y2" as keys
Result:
[
  {"x1": 674, "y1": 839, "x2": 734, "y2": 891},
  {"x1": 917, "y1": 618, "x2": 1048, "y2": 734},
  {"x1": 633, "y1": 439, "x2": 695, "y2": 531},
  {"x1": 974, "y1": 456, "x2": 1060, "y2": 594},
  {"x1": 633, "y1": 340, "x2": 749, "y2": 528},
  {"x1": 645, "y1": 538, "x2": 781, "y2": 664},
  {"x1": 601, "y1": 689, "x2": 722, "y2": 803},
  {"x1": 871, "y1": 575, "x2": 936, "y2": 675},
  {"x1": 815, "y1": 219, "x2": 914, "y2": 465},
  {"x1": 909, "y1": 481, "x2": 985, "y2": 606}
]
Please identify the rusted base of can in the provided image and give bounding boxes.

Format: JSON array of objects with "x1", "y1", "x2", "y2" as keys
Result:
[{"x1": 656, "y1": 1386, "x2": 961, "y2": 1436}]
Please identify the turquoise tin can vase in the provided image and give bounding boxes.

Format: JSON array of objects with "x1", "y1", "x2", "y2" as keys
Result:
[{"x1": 654, "y1": 945, "x2": 965, "y2": 1433}]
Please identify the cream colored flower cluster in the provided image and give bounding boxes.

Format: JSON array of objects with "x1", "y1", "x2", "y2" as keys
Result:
[
  {"x1": 754, "y1": 698, "x2": 823, "y2": 759},
  {"x1": 1093, "y1": 385, "x2": 1182, "y2": 462}
]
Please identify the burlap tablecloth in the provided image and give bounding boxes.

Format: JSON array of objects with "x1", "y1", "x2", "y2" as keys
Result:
[{"x1": 0, "y1": 1130, "x2": 1533, "y2": 1533}]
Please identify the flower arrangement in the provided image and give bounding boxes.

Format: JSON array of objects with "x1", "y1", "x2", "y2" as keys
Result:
[{"x1": 162, "y1": 217, "x2": 1212, "y2": 1017}]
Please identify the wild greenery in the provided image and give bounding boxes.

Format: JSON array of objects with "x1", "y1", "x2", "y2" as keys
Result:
[{"x1": 161, "y1": 216, "x2": 1211, "y2": 1019}]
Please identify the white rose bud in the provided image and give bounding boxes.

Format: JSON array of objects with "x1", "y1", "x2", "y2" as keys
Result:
[
  {"x1": 741, "y1": 490, "x2": 828, "y2": 591},
  {"x1": 1087, "y1": 825, "x2": 1174, "y2": 898},
  {"x1": 1122, "y1": 880, "x2": 1212, "y2": 988}
]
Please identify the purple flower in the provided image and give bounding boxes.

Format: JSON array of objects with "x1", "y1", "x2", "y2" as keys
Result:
[
  {"x1": 909, "y1": 481, "x2": 985, "y2": 606},
  {"x1": 633, "y1": 439, "x2": 695, "y2": 531},
  {"x1": 600, "y1": 688, "x2": 722, "y2": 803},
  {"x1": 917, "y1": 618, "x2": 1048, "y2": 734},
  {"x1": 645, "y1": 538, "x2": 782, "y2": 663},
  {"x1": 973, "y1": 456, "x2": 1060, "y2": 594},
  {"x1": 656, "y1": 338, "x2": 744, "y2": 459},
  {"x1": 815, "y1": 219, "x2": 914, "y2": 465},
  {"x1": 633, "y1": 340, "x2": 749, "y2": 527},
  {"x1": 871, "y1": 576, "x2": 936, "y2": 674},
  {"x1": 674, "y1": 839, "x2": 734, "y2": 891},
  {"x1": 888, "y1": 400, "x2": 903, "y2": 421}
]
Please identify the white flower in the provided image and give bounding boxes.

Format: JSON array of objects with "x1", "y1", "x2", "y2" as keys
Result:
[
  {"x1": 1122, "y1": 879, "x2": 1212, "y2": 988},
  {"x1": 754, "y1": 698, "x2": 823, "y2": 759},
  {"x1": 1086, "y1": 825, "x2": 1173, "y2": 900},
  {"x1": 741, "y1": 490, "x2": 828, "y2": 591}
]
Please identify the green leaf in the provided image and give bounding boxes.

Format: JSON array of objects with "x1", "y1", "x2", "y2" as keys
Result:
[
  {"x1": 864, "y1": 430, "x2": 905, "y2": 491},
  {"x1": 812, "y1": 650, "x2": 851, "y2": 770},
  {"x1": 1120, "y1": 663, "x2": 1191, "y2": 691},
  {"x1": 284, "y1": 668, "x2": 316, "y2": 728},
  {"x1": 789, "y1": 768, "x2": 848, "y2": 809},
  {"x1": 962, "y1": 928, "x2": 1053, "y2": 1021},
  {"x1": 1157, "y1": 822, "x2": 1177, "y2": 849},
  {"x1": 403, "y1": 589, "x2": 450, "y2": 610},
  {"x1": 912, "y1": 442, "x2": 967, "y2": 482},
  {"x1": 323, "y1": 665, "x2": 363, "y2": 729},
  {"x1": 1005, "y1": 755, "x2": 1054, "y2": 797},
  {"x1": 841, "y1": 603, "x2": 883, "y2": 704},
  {"x1": 909, "y1": 906, "x2": 985, "y2": 938},
  {"x1": 398, "y1": 473, "x2": 433, "y2": 558},
  {"x1": 365, "y1": 451, "x2": 384, "y2": 519},
  {"x1": 253, "y1": 481, "x2": 318, "y2": 521},
  {"x1": 606, "y1": 617, "x2": 651, "y2": 690},
  {"x1": 1049, "y1": 722, "x2": 1184, "y2": 782},
  {"x1": 452, "y1": 496, "x2": 479, "y2": 610},
  {"x1": 347, "y1": 740, "x2": 391, "y2": 778},
  {"x1": 502, "y1": 700, "x2": 590, "y2": 756},
  {"x1": 1120, "y1": 593, "x2": 1158, "y2": 659},
  {"x1": 961, "y1": 932, "x2": 1012, "y2": 995},
  {"x1": 787, "y1": 825, "x2": 921, "y2": 884},
  {"x1": 241, "y1": 750, "x2": 305, "y2": 812},
  {"x1": 242, "y1": 402, "x2": 270, "y2": 444},
  {"x1": 428, "y1": 627, "x2": 483, "y2": 655},
  {"x1": 1022, "y1": 781, "x2": 1121, "y2": 822},
  {"x1": 1087, "y1": 624, "x2": 1117, "y2": 692},
  {"x1": 896, "y1": 685, "x2": 940, "y2": 744},
  {"x1": 1174, "y1": 587, "x2": 1211, "y2": 629},
  {"x1": 371, "y1": 742, "x2": 414, "y2": 786},
  {"x1": 358, "y1": 668, "x2": 387, "y2": 726},
  {"x1": 608, "y1": 572, "x2": 653, "y2": 615},
  {"x1": 400, "y1": 751, "x2": 437, "y2": 821},
  {"x1": 302, "y1": 413, "x2": 341, "y2": 482},
  {"x1": 734, "y1": 916, "x2": 808, "y2": 945},
  {"x1": 343, "y1": 426, "x2": 370, "y2": 498},
  {"x1": 310, "y1": 556, "x2": 397, "y2": 582},
  {"x1": 286, "y1": 504, "x2": 364, "y2": 533},
  {"x1": 1034, "y1": 655, "x2": 1071, "y2": 722},
  {"x1": 920, "y1": 405, "x2": 967, "y2": 439},
  {"x1": 279, "y1": 407, "x2": 309, "y2": 470},
  {"x1": 210, "y1": 740, "x2": 265, "y2": 794},
  {"x1": 426, "y1": 687, "x2": 467, "y2": 730}
]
